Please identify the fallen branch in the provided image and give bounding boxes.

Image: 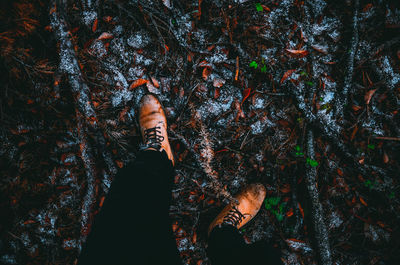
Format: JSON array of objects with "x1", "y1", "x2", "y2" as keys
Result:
[
  {"x1": 50, "y1": 1, "x2": 116, "y2": 175},
  {"x1": 305, "y1": 129, "x2": 332, "y2": 265},
  {"x1": 336, "y1": 0, "x2": 360, "y2": 121},
  {"x1": 170, "y1": 128, "x2": 237, "y2": 205}
]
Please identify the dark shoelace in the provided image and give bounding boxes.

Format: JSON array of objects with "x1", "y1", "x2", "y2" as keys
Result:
[
  {"x1": 143, "y1": 126, "x2": 164, "y2": 151},
  {"x1": 222, "y1": 206, "x2": 248, "y2": 227}
]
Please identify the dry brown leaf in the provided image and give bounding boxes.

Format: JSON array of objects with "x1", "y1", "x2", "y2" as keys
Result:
[
  {"x1": 280, "y1": 69, "x2": 296, "y2": 84},
  {"x1": 286, "y1": 49, "x2": 309, "y2": 57}
]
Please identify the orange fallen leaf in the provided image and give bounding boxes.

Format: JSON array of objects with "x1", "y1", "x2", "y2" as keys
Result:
[
  {"x1": 286, "y1": 208, "x2": 294, "y2": 217},
  {"x1": 360, "y1": 196, "x2": 368, "y2": 206},
  {"x1": 280, "y1": 69, "x2": 296, "y2": 84},
  {"x1": 116, "y1": 160, "x2": 123, "y2": 168},
  {"x1": 298, "y1": 203, "x2": 304, "y2": 218},
  {"x1": 286, "y1": 238, "x2": 305, "y2": 243},
  {"x1": 129, "y1": 79, "x2": 148, "y2": 90},
  {"x1": 99, "y1": 196, "x2": 105, "y2": 207},
  {"x1": 151, "y1": 77, "x2": 160, "y2": 88},
  {"x1": 286, "y1": 49, "x2": 309, "y2": 57},
  {"x1": 202, "y1": 67, "x2": 211, "y2": 80},
  {"x1": 364, "y1": 89, "x2": 377, "y2": 105},
  {"x1": 280, "y1": 183, "x2": 291, "y2": 193},
  {"x1": 97, "y1": 32, "x2": 113, "y2": 40},
  {"x1": 92, "y1": 18, "x2": 98, "y2": 32}
]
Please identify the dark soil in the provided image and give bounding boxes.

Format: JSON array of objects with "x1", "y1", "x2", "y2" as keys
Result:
[{"x1": 1, "y1": 0, "x2": 400, "y2": 264}]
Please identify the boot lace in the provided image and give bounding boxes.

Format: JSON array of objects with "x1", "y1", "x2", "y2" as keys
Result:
[
  {"x1": 142, "y1": 126, "x2": 164, "y2": 151},
  {"x1": 222, "y1": 206, "x2": 250, "y2": 227}
]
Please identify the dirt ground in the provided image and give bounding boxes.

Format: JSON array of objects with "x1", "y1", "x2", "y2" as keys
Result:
[{"x1": 1, "y1": 0, "x2": 400, "y2": 264}]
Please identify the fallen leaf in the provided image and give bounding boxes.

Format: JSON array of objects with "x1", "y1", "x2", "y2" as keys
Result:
[
  {"x1": 286, "y1": 49, "x2": 309, "y2": 57},
  {"x1": 202, "y1": 67, "x2": 211, "y2": 80},
  {"x1": 280, "y1": 69, "x2": 296, "y2": 84},
  {"x1": 213, "y1": 77, "x2": 225, "y2": 88},
  {"x1": 97, "y1": 32, "x2": 113, "y2": 40},
  {"x1": 364, "y1": 89, "x2": 377, "y2": 105},
  {"x1": 129, "y1": 79, "x2": 148, "y2": 90},
  {"x1": 92, "y1": 18, "x2": 98, "y2": 32},
  {"x1": 151, "y1": 77, "x2": 160, "y2": 88},
  {"x1": 360, "y1": 196, "x2": 368, "y2": 206},
  {"x1": 241, "y1": 88, "x2": 252, "y2": 105}
]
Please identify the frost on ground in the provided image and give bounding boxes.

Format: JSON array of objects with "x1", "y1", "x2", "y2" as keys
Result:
[{"x1": 1, "y1": 0, "x2": 400, "y2": 265}]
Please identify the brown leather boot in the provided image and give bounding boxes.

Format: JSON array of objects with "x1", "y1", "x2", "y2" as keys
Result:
[
  {"x1": 138, "y1": 94, "x2": 175, "y2": 165},
  {"x1": 208, "y1": 183, "x2": 266, "y2": 236}
]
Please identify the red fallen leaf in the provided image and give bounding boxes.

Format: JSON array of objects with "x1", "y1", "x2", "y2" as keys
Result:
[
  {"x1": 27, "y1": 99, "x2": 34, "y2": 104},
  {"x1": 116, "y1": 160, "x2": 123, "y2": 168},
  {"x1": 383, "y1": 152, "x2": 389, "y2": 163},
  {"x1": 280, "y1": 69, "x2": 296, "y2": 84},
  {"x1": 352, "y1": 104, "x2": 362, "y2": 111},
  {"x1": 129, "y1": 79, "x2": 148, "y2": 90},
  {"x1": 92, "y1": 18, "x2": 98, "y2": 32},
  {"x1": 364, "y1": 89, "x2": 377, "y2": 105},
  {"x1": 241, "y1": 88, "x2": 252, "y2": 105},
  {"x1": 280, "y1": 184, "x2": 291, "y2": 193},
  {"x1": 103, "y1": 16, "x2": 113, "y2": 23},
  {"x1": 286, "y1": 208, "x2": 294, "y2": 217},
  {"x1": 286, "y1": 49, "x2": 309, "y2": 57},
  {"x1": 214, "y1": 87, "x2": 220, "y2": 99},
  {"x1": 23, "y1": 220, "x2": 36, "y2": 225},
  {"x1": 97, "y1": 32, "x2": 113, "y2": 40},
  {"x1": 298, "y1": 203, "x2": 304, "y2": 218}
]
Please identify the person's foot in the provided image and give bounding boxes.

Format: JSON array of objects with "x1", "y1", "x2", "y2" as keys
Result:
[
  {"x1": 208, "y1": 183, "x2": 266, "y2": 236},
  {"x1": 138, "y1": 94, "x2": 175, "y2": 165}
]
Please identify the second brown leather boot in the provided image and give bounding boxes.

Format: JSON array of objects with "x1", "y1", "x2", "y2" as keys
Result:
[
  {"x1": 138, "y1": 94, "x2": 175, "y2": 165},
  {"x1": 208, "y1": 183, "x2": 266, "y2": 236}
]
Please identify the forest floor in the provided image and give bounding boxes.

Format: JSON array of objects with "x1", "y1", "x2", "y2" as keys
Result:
[{"x1": 1, "y1": 0, "x2": 400, "y2": 264}]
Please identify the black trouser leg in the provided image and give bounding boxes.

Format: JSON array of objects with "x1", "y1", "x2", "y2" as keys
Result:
[
  {"x1": 207, "y1": 225, "x2": 283, "y2": 265},
  {"x1": 78, "y1": 150, "x2": 181, "y2": 265}
]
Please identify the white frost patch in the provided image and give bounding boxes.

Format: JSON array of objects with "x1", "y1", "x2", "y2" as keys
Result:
[
  {"x1": 127, "y1": 31, "x2": 151, "y2": 49},
  {"x1": 111, "y1": 90, "x2": 133, "y2": 107},
  {"x1": 205, "y1": 46, "x2": 229, "y2": 64},
  {"x1": 381, "y1": 56, "x2": 400, "y2": 89},
  {"x1": 82, "y1": 11, "x2": 96, "y2": 27},
  {"x1": 251, "y1": 118, "x2": 275, "y2": 135},
  {"x1": 328, "y1": 211, "x2": 343, "y2": 229},
  {"x1": 88, "y1": 40, "x2": 107, "y2": 58},
  {"x1": 128, "y1": 66, "x2": 145, "y2": 79},
  {"x1": 286, "y1": 238, "x2": 313, "y2": 254},
  {"x1": 253, "y1": 97, "x2": 266, "y2": 109},
  {"x1": 320, "y1": 91, "x2": 335, "y2": 104},
  {"x1": 308, "y1": 0, "x2": 327, "y2": 17}
]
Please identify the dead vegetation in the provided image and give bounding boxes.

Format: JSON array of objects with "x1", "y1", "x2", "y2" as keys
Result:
[{"x1": 1, "y1": 0, "x2": 400, "y2": 264}]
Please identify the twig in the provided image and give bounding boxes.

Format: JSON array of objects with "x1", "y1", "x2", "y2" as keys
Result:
[
  {"x1": 372, "y1": 136, "x2": 400, "y2": 141},
  {"x1": 336, "y1": 0, "x2": 359, "y2": 121},
  {"x1": 305, "y1": 130, "x2": 333, "y2": 265}
]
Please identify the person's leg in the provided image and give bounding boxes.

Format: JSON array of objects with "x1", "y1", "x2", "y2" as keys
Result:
[
  {"x1": 206, "y1": 183, "x2": 283, "y2": 265},
  {"x1": 207, "y1": 225, "x2": 247, "y2": 265},
  {"x1": 78, "y1": 149, "x2": 181, "y2": 265},
  {"x1": 78, "y1": 94, "x2": 181, "y2": 265},
  {"x1": 207, "y1": 225, "x2": 283, "y2": 265}
]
